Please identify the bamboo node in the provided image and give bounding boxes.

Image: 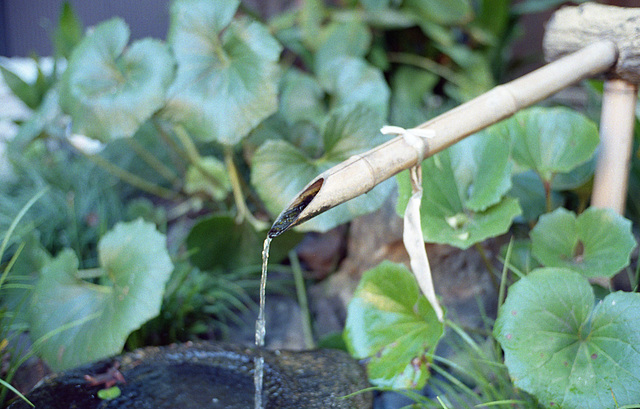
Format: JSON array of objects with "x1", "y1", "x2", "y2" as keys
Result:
[{"x1": 380, "y1": 125, "x2": 435, "y2": 163}]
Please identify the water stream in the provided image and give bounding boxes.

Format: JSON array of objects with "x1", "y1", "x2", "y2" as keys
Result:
[{"x1": 254, "y1": 236, "x2": 272, "y2": 409}]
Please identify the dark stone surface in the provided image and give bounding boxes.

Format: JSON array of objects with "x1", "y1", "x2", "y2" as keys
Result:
[{"x1": 8, "y1": 341, "x2": 372, "y2": 409}]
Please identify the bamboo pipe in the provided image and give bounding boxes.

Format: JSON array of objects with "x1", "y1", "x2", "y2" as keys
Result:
[{"x1": 267, "y1": 40, "x2": 618, "y2": 237}]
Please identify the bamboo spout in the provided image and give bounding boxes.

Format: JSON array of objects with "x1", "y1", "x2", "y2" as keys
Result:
[{"x1": 268, "y1": 40, "x2": 618, "y2": 237}]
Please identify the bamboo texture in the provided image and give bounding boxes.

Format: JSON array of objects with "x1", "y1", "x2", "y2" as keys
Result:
[
  {"x1": 271, "y1": 40, "x2": 618, "y2": 232},
  {"x1": 591, "y1": 79, "x2": 638, "y2": 213}
]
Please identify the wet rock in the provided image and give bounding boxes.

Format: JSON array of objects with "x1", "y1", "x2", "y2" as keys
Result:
[{"x1": 9, "y1": 341, "x2": 372, "y2": 409}]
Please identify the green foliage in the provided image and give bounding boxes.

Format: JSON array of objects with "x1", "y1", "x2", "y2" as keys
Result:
[
  {"x1": 495, "y1": 107, "x2": 599, "y2": 185},
  {"x1": 52, "y1": 2, "x2": 84, "y2": 59},
  {"x1": 126, "y1": 260, "x2": 269, "y2": 347},
  {"x1": 186, "y1": 214, "x2": 302, "y2": 271},
  {"x1": 530, "y1": 207, "x2": 636, "y2": 278},
  {"x1": 0, "y1": 190, "x2": 47, "y2": 407},
  {"x1": 344, "y1": 261, "x2": 444, "y2": 389},
  {"x1": 397, "y1": 130, "x2": 520, "y2": 249},
  {"x1": 28, "y1": 219, "x2": 173, "y2": 370},
  {"x1": 60, "y1": 18, "x2": 175, "y2": 141},
  {"x1": 495, "y1": 268, "x2": 640, "y2": 409},
  {"x1": 5, "y1": 2, "x2": 633, "y2": 409},
  {"x1": 252, "y1": 105, "x2": 395, "y2": 232},
  {"x1": 164, "y1": 0, "x2": 282, "y2": 145}
]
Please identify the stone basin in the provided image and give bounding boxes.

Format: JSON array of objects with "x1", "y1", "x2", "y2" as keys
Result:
[{"x1": 8, "y1": 341, "x2": 372, "y2": 409}]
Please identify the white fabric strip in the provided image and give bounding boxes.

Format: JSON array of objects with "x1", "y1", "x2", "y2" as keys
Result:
[{"x1": 381, "y1": 125, "x2": 444, "y2": 322}]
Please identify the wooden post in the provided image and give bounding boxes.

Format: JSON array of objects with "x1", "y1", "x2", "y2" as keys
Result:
[
  {"x1": 543, "y1": 3, "x2": 640, "y2": 214},
  {"x1": 591, "y1": 80, "x2": 638, "y2": 213}
]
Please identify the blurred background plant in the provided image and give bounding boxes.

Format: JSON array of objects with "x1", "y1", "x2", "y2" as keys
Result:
[{"x1": 2, "y1": 0, "x2": 639, "y2": 408}]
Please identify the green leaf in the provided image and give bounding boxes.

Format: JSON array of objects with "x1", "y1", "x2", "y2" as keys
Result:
[
  {"x1": 509, "y1": 170, "x2": 563, "y2": 222},
  {"x1": 279, "y1": 68, "x2": 325, "y2": 127},
  {"x1": 184, "y1": 156, "x2": 231, "y2": 201},
  {"x1": 316, "y1": 54, "x2": 390, "y2": 120},
  {"x1": 397, "y1": 131, "x2": 520, "y2": 249},
  {"x1": 28, "y1": 219, "x2": 173, "y2": 370},
  {"x1": 0, "y1": 65, "x2": 40, "y2": 110},
  {"x1": 53, "y1": 2, "x2": 84, "y2": 59},
  {"x1": 97, "y1": 386, "x2": 122, "y2": 400},
  {"x1": 164, "y1": 0, "x2": 282, "y2": 145},
  {"x1": 186, "y1": 214, "x2": 303, "y2": 270},
  {"x1": 251, "y1": 105, "x2": 394, "y2": 232},
  {"x1": 344, "y1": 261, "x2": 444, "y2": 389},
  {"x1": 390, "y1": 66, "x2": 438, "y2": 128},
  {"x1": 316, "y1": 21, "x2": 371, "y2": 67},
  {"x1": 495, "y1": 107, "x2": 599, "y2": 183},
  {"x1": 60, "y1": 18, "x2": 175, "y2": 141},
  {"x1": 403, "y1": 0, "x2": 473, "y2": 25},
  {"x1": 499, "y1": 238, "x2": 540, "y2": 275},
  {"x1": 551, "y1": 157, "x2": 596, "y2": 191},
  {"x1": 530, "y1": 207, "x2": 636, "y2": 278},
  {"x1": 360, "y1": 0, "x2": 391, "y2": 10},
  {"x1": 299, "y1": 0, "x2": 324, "y2": 50},
  {"x1": 494, "y1": 268, "x2": 640, "y2": 409}
]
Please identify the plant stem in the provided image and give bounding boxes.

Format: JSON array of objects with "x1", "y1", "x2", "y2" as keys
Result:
[
  {"x1": 289, "y1": 250, "x2": 315, "y2": 349},
  {"x1": 153, "y1": 120, "x2": 189, "y2": 174},
  {"x1": 76, "y1": 149, "x2": 179, "y2": 201},
  {"x1": 173, "y1": 125, "x2": 233, "y2": 199},
  {"x1": 224, "y1": 147, "x2": 268, "y2": 231},
  {"x1": 387, "y1": 52, "x2": 462, "y2": 87},
  {"x1": 474, "y1": 242, "x2": 499, "y2": 292},
  {"x1": 498, "y1": 238, "x2": 514, "y2": 308},
  {"x1": 125, "y1": 138, "x2": 180, "y2": 186},
  {"x1": 543, "y1": 179, "x2": 553, "y2": 213}
]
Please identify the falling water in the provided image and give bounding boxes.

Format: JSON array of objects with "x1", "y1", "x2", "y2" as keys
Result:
[{"x1": 254, "y1": 236, "x2": 272, "y2": 409}]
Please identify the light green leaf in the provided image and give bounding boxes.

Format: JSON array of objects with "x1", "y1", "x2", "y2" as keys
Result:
[
  {"x1": 184, "y1": 156, "x2": 231, "y2": 201},
  {"x1": 53, "y1": 2, "x2": 84, "y2": 59},
  {"x1": 403, "y1": 0, "x2": 473, "y2": 25},
  {"x1": 530, "y1": 207, "x2": 636, "y2": 278},
  {"x1": 164, "y1": 0, "x2": 282, "y2": 145},
  {"x1": 251, "y1": 105, "x2": 394, "y2": 233},
  {"x1": 390, "y1": 66, "x2": 438, "y2": 128},
  {"x1": 495, "y1": 107, "x2": 599, "y2": 183},
  {"x1": 316, "y1": 21, "x2": 371, "y2": 68},
  {"x1": 0, "y1": 65, "x2": 40, "y2": 110},
  {"x1": 494, "y1": 268, "x2": 640, "y2": 409},
  {"x1": 299, "y1": 0, "x2": 324, "y2": 50},
  {"x1": 397, "y1": 131, "x2": 519, "y2": 249},
  {"x1": 279, "y1": 68, "x2": 325, "y2": 127},
  {"x1": 317, "y1": 56, "x2": 390, "y2": 120},
  {"x1": 60, "y1": 18, "x2": 175, "y2": 141},
  {"x1": 344, "y1": 261, "x2": 444, "y2": 389},
  {"x1": 28, "y1": 219, "x2": 173, "y2": 370},
  {"x1": 360, "y1": 0, "x2": 391, "y2": 10}
]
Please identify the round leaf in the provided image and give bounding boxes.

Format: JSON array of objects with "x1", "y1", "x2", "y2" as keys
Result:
[
  {"x1": 344, "y1": 261, "x2": 444, "y2": 389},
  {"x1": 183, "y1": 156, "x2": 231, "y2": 201},
  {"x1": 164, "y1": 0, "x2": 282, "y2": 145},
  {"x1": 397, "y1": 131, "x2": 520, "y2": 249},
  {"x1": 279, "y1": 68, "x2": 325, "y2": 127},
  {"x1": 317, "y1": 56, "x2": 390, "y2": 120},
  {"x1": 251, "y1": 105, "x2": 394, "y2": 233},
  {"x1": 494, "y1": 268, "x2": 640, "y2": 408},
  {"x1": 530, "y1": 207, "x2": 636, "y2": 278},
  {"x1": 495, "y1": 107, "x2": 599, "y2": 183},
  {"x1": 28, "y1": 219, "x2": 173, "y2": 370},
  {"x1": 60, "y1": 18, "x2": 175, "y2": 141}
]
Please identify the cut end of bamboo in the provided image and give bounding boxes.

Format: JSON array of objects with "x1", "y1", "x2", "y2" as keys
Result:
[{"x1": 268, "y1": 178, "x2": 324, "y2": 238}]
